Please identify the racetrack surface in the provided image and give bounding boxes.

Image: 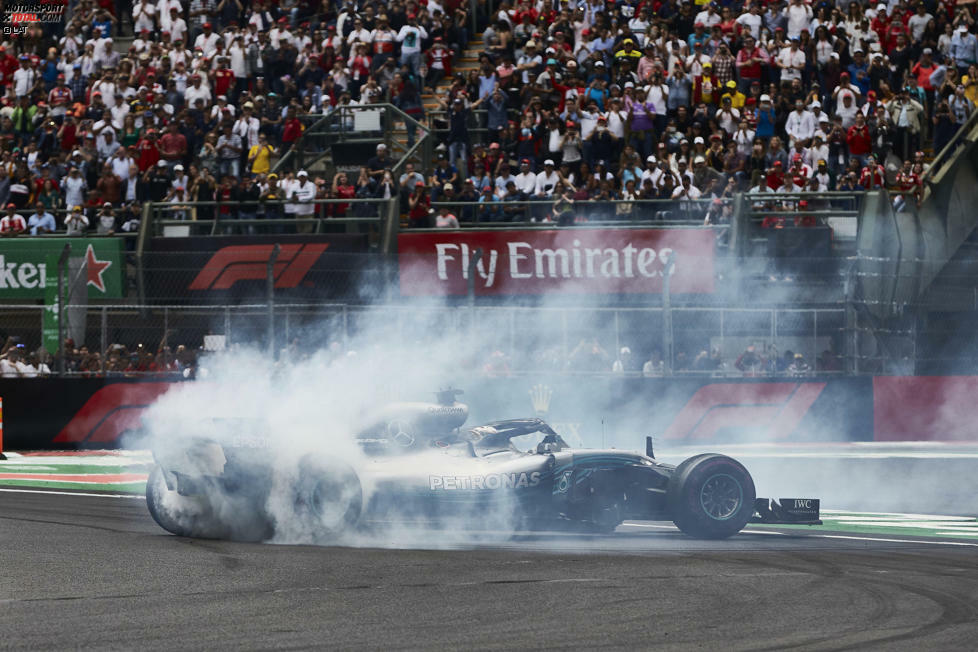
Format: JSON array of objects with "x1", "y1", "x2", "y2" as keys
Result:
[{"x1": 2, "y1": 490, "x2": 978, "y2": 650}]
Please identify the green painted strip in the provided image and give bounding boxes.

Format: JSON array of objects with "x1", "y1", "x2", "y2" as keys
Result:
[
  {"x1": 0, "y1": 464, "x2": 149, "y2": 475},
  {"x1": 750, "y1": 511, "x2": 978, "y2": 541},
  {"x1": 0, "y1": 479, "x2": 145, "y2": 494}
]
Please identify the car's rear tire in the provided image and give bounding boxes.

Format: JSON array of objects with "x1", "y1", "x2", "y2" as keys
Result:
[
  {"x1": 667, "y1": 454, "x2": 756, "y2": 539},
  {"x1": 285, "y1": 457, "x2": 363, "y2": 542},
  {"x1": 146, "y1": 466, "x2": 226, "y2": 539}
]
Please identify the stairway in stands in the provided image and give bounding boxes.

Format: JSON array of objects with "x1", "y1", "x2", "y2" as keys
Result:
[{"x1": 388, "y1": 35, "x2": 484, "y2": 156}]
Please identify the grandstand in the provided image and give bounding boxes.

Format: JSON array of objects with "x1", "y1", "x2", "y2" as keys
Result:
[{"x1": 2, "y1": 0, "x2": 978, "y2": 377}]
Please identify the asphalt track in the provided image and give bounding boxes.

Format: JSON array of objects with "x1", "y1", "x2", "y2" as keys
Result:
[{"x1": 2, "y1": 490, "x2": 978, "y2": 650}]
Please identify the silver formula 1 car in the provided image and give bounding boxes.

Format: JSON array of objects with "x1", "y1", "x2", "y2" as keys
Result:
[{"x1": 146, "y1": 390, "x2": 820, "y2": 541}]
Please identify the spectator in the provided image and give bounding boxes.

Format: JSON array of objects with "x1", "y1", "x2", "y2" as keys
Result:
[
  {"x1": 65, "y1": 205, "x2": 89, "y2": 235},
  {"x1": 0, "y1": 203, "x2": 26, "y2": 236},
  {"x1": 27, "y1": 202, "x2": 56, "y2": 235}
]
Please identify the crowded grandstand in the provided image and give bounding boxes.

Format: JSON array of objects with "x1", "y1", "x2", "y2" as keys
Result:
[
  {"x1": 0, "y1": 0, "x2": 969, "y2": 233},
  {"x1": 0, "y1": 0, "x2": 974, "y2": 380}
]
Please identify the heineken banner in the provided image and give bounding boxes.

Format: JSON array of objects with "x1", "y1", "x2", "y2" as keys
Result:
[
  {"x1": 42, "y1": 255, "x2": 89, "y2": 355},
  {"x1": 0, "y1": 238, "x2": 124, "y2": 300}
]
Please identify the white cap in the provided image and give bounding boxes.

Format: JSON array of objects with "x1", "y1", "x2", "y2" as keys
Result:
[
  {"x1": 694, "y1": 136, "x2": 704, "y2": 144},
  {"x1": 544, "y1": 159, "x2": 555, "y2": 166},
  {"x1": 810, "y1": 100, "x2": 820, "y2": 108},
  {"x1": 443, "y1": 183, "x2": 453, "y2": 191},
  {"x1": 174, "y1": 164, "x2": 184, "y2": 170},
  {"x1": 760, "y1": 94, "x2": 771, "y2": 102},
  {"x1": 624, "y1": 81, "x2": 634, "y2": 88},
  {"x1": 646, "y1": 155, "x2": 656, "y2": 163},
  {"x1": 377, "y1": 143, "x2": 387, "y2": 150},
  {"x1": 693, "y1": 155, "x2": 706, "y2": 164},
  {"x1": 298, "y1": 170, "x2": 308, "y2": 176},
  {"x1": 959, "y1": 25, "x2": 969, "y2": 32}
]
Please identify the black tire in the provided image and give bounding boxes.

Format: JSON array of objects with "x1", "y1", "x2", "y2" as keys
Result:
[
  {"x1": 286, "y1": 457, "x2": 363, "y2": 542},
  {"x1": 145, "y1": 466, "x2": 226, "y2": 539},
  {"x1": 667, "y1": 453, "x2": 756, "y2": 539}
]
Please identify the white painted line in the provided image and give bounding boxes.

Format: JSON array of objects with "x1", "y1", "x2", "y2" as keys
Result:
[
  {"x1": 812, "y1": 534, "x2": 978, "y2": 548},
  {"x1": 0, "y1": 487, "x2": 145, "y2": 499},
  {"x1": 822, "y1": 509, "x2": 978, "y2": 519}
]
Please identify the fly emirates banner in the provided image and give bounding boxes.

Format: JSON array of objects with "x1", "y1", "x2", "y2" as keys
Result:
[{"x1": 398, "y1": 228, "x2": 716, "y2": 296}]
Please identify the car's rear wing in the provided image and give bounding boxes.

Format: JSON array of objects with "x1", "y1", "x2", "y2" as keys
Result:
[{"x1": 752, "y1": 498, "x2": 822, "y2": 525}]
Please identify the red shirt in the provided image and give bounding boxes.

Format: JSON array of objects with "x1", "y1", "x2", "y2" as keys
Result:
[
  {"x1": 218, "y1": 185, "x2": 234, "y2": 215},
  {"x1": 282, "y1": 118, "x2": 303, "y2": 144},
  {"x1": 59, "y1": 122, "x2": 77, "y2": 151},
  {"x1": 332, "y1": 184, "x2": 355, "y2": 217},
  {"x1": 898, "y1": 171, "x2": 920, "y2": 193},
  {"x1": 48, "y1": 86, "x2": 72, "y2": 108},
  {"x1": 34, "y1": 176, "x2": 58, "y2": 197},
  {"x1": 860, "y1": 164, "x2": 885, "y2": 189},
  {"x1": 0, "y1": 55, "x2": 17, "y2": 84},
  {"x1": 136, "y1": 138, "x2": 160, "y2": 171},
  {"x1": 159, "y1": 131, "x2": 187, "y2": 160},
  {"x1": 0, "y1": 214, "x2": 26, "y2": 233},
  {"x1": 846, "y1": 124, "x2": 872, "y2": 155},
  {"x1": 912, "y1": 62, "x2": 937, "y2": 90},
  {"x1": 214, "y1": 69, "x2": 235, "y2": 96}
]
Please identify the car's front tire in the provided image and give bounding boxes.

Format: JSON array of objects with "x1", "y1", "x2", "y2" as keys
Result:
[{"x1": 667, "y1": 454, "x2": 756, "y2": 539}]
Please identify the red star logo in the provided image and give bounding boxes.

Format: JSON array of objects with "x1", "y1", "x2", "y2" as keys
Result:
[{"x1": 85, "y1": 244, "x2": 112, "y2": 293}]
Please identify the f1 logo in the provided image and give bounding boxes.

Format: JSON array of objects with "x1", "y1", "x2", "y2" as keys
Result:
[
  {"x1": 189, "y1": 244, "x2": 329, "y2": 290},
  {"x1": 663, "y1": 383, "x2": 826, "y2": 442}
]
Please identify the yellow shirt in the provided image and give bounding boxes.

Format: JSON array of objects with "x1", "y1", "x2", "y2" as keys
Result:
[
  {"x1": 249, "y1": 143, "x2": 274, "y2": 174},
  {"x1": 964, "y1": 76, "x2": 978, "y2": 105},
  {"x1": 721, "y1": 91, "x2": 746, "y2": 110}
]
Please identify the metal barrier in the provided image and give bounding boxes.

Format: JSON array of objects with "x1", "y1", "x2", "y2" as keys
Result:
[
  {"x1": 0, "y1": 303, "x2": 850, "y2": 377},
  {"x1": 271, "y1": 104, "x2": 435, "y2": 178},
  {"x1": 425, "y1": 198, "x2": 719, "y2": 226},
  {"x1": 141, "y1": 198, "x2": 392, "y2": 238}
]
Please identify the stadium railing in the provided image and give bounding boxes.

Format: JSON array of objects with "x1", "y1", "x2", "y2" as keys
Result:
[
  {"x1": 272, "y1": 103, "x2": 435, "y2": 178},
  {"x1": 0, "y1": 302, "x2": 851, "y2": 377}
]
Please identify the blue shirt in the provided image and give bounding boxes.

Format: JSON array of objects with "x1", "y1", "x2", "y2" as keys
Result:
[
  {"x1": 950, "y1": 32, "x2": 978, "y2": 65},
  {"x1": 92, "y1": 19, "x2": 112, "y2": 38},
  {"x1": 847, "y1": 61, "x2": 870, "y2": 94},
  {"x1": 28, "y1": 212, "x2": 56, "y2": 235}
]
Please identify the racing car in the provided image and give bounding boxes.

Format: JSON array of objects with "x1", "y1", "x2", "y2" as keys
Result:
[{"x1": 146, "y1": 390, "x2": 820, "y2": 542}]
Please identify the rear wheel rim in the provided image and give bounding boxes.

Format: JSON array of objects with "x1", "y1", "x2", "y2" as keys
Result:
[
  {"x1": 699, "y1": 473, "x2": 743, "y2": 521},
  {"x1": 310, "y1": 478, "x2": 356, "y2": 529}
]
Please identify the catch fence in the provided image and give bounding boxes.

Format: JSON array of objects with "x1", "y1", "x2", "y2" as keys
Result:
[{"x1": 0, "y1": 303, "x2": 851, "y2": 377}]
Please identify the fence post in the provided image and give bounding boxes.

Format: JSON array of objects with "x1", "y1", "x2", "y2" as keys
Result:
[
  {"x1": 100, "y1": 306, "x2": 108, "y2": 375},
  {"x1": 662, "y1": 251, "x2": 675, "y2": 376},
  {"x1": 224, "y1": 306, "x2": 231, "y2": 347},
  {"x1": 136, "y1": 202, "x2": 152, "y2": 314},
  {"x1": 267, "y1": 244, "x2": 281, "y2": 358},
  {"x1": 56, "y1": 244, "x2": 71, "y2": 375},
  {"x1": 467, "y1": 248, "x2": 483, "y2": 338},
  {"x1": 812, "y1": 309, "x2": 818, "y2": 369}
]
